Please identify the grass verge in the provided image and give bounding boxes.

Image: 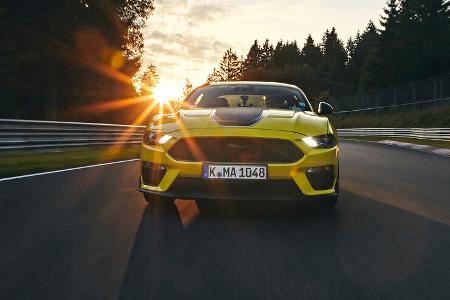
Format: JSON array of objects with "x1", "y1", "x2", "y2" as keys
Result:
[
  {"x1": 0, "y1": 145, "x2": 141, "y2": 179},
  {"x1": 341, "y1": 136, "x2": 450, "y2": 149}
]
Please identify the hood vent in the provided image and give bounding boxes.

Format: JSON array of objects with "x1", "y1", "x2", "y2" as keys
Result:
[{"x1": 213, "y1": 107, "x2": 265, "y2": 127}]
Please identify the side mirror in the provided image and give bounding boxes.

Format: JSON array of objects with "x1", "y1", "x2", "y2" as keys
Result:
[{"x1": 317, "y1": 102, "x2": 334, "y2": 115}]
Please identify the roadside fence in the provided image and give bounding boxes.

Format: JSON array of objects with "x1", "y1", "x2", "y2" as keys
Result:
[{"x1": 332, "y1": 73, "x2": 450, "y2": 114}]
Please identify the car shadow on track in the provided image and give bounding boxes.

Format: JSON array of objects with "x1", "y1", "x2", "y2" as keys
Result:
[
  {"x1": 118, "y1": 192, "x2": 450, "y2": 300},
  {"x1": 118, "y1": 203, "x2": 185, "y2": 299},
  {"x1": 118, "y1": 200, "x2": 337, "y2": 299}
]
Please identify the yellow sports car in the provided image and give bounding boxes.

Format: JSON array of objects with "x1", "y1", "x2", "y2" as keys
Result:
[{"x1": 140, "y1": 82, "x2": 339, "y2": 209}]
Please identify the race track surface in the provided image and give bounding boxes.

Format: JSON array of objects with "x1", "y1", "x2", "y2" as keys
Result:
[{"x1": 1, "y1": 141, "x2": 449, "y2": 299}]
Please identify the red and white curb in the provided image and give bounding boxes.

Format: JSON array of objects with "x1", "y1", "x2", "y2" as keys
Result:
[{"x1": 378, "y1": 140, "x2": 450, "y2": 157}]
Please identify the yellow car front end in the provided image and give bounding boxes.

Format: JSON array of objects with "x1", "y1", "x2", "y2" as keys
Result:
[{"x1": 139, "y1": 82, "x2": 339, "y2": 208}]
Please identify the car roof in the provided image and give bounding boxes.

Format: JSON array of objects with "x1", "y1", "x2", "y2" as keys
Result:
[{"x1": 208, "y1": 81, "x2": 300, "y2": 90}]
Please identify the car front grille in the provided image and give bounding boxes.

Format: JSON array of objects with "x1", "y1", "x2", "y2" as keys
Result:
[{"x1": 168, "y1": 137, "x2": 303, "y2": 164}]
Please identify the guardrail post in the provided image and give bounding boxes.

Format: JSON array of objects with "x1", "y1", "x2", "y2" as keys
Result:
[
  {"x1": 432, "y1": 77, "x2": 438, "y2": 107},
  {"x1": 46, "y1": 97, "x2": 57, "y2": 120},
  {"x1": 410, "y1": 82, "x2": 416, "y2": 111},
  {"x1": 392, "y1": 86, "x2": 397, "y2": 113},
  {"x1": 361, "y1": 94, "x2": 365, "y2": 114},
  {"x1": 375, "y1": 91, "x2": 380, "y2": 114}
]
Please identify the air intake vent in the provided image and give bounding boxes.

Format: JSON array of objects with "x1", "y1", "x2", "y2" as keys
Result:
[{"x1": 168, "y1": 137, "x2": 303, "y2": 164}]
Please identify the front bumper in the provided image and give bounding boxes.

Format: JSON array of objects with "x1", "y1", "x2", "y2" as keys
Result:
[
  {"x1": 139, "y1": 128, "x2": 338, "y2": 201},
  {"x1": 140, "y1": 178, "x2": 337, "y2": 201}
]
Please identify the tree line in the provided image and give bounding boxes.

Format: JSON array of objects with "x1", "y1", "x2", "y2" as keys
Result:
[
  {"x1": 207, "y1": 0, "x2": 450, "y2": 102},
  {"x1": 0, "y1": 0, "x2": 154, "y2": 123}
]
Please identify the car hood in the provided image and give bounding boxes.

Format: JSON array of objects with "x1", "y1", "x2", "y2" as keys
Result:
[{"x1": 149, "y1": 108, "x2": 330, "y2": 136}]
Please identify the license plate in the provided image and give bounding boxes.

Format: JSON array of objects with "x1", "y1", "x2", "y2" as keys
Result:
[{"x1": 202, "y1": 164, "x2": 267, "y2": 180}]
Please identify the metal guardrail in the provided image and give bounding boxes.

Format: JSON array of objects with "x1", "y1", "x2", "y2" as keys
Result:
[
  {"x1": 0, "y1": 119, "x2": 448, "y2": 152},
  {"x1": 337, "y1": 128, "x2": 450, "y2": 141},
  {"x1": 0, "y1": 119, "x2": 145, "y2": 151}
]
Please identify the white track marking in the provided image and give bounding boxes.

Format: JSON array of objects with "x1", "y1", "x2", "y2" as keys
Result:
[{"x1": 0, "y1": 159, "x2": 140, "y2": 182}]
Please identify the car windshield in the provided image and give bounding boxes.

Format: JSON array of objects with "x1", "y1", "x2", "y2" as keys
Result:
[{"x1": 184, "y1": 84, "x2": 312, "y2": 111}]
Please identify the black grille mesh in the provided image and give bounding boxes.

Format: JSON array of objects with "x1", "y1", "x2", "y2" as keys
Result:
[{"x1": 168, "y1": 137, "x2": 303, "y2": 163}]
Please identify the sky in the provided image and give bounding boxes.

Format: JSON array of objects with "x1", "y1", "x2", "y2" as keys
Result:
[{"x1": 142, "y1": 0, "x2": 387, "y2": 100}]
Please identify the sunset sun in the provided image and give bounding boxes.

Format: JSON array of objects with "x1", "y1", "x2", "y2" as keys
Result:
[{"x1": 152, "y1": 86, "x2": 172, "y2": 104}]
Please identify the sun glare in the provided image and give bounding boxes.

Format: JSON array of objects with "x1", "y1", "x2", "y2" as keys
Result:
[{"x1": 152, "y1": 86, "x2": 173, "y2": 104}]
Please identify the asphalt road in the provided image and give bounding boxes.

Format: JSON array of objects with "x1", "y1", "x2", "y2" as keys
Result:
[{"x1": 0, "y1": 141, "x2": 449, "y2": 300}]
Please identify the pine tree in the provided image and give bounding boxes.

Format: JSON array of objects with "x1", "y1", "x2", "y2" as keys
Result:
[
  {"x1": 207, "y1": 67, "x2": 222, "y2": 83},
  {"x1": 208, "y1": 0, "x2": 449, "y2": 98},
  {"x1": 181, "y1": 78, "x2": 193, "y2": 99},
  {"x1": 361, "y1": 0, "x2": 402, "y2": 89},
  {"x1": 270, "y1": 41, "x2": 284, "y2": 68},
  {"x1": 260, "y1": 39, "x2": 274, "y2": 67},
  {"x1": 418, "y1": 0, "x2": 450, "y2": 75},
  {"x1": 287, "y1": 41, "x2": 301, "y2": 65},
  {"x1": 362, "y1": 0, "x2": 450, "y2": 88},
  {"x1": 347, "y1": 21, "x2": 379, "y2": 92},
  {"x1": 301, "y1": 34, "x2": 322, "y2": 67},
  {"x1": 243, "y1": 40, "x2": 262, "y2": 71},
  {"x1": 207, "y1": 48, "x2": 242, "y2": 82},
  {"x1": 270, "y1": 41, "x2": 301, "y2": 67},
  {"x1": 320, "y1": 27, "x2": 348, "y2": 95},
  {"x1": 381, "y1": 0, "x2": 401, "y2": 32},
  {"x1": 135, "y1": 64, "x2": 158, "y2": 94},
  {"x1": 219, "y1": 48, "x2": 241, "y2": 81},
  {"x1": 346, "y1": 35, "x2": 358, "y2": 60},
  {"x1": 0, "y1": 0, "x2": 155, "y2": 123},
  {"x1": 397, "y1": 0, "x2": 450, "y2": 79}
]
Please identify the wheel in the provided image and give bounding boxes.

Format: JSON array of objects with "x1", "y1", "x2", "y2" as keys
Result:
[
  {"x1": 319, "y1": 174, "x2": 339, "y2": 211},
  {"x1": 319, "y1": 196, "x2": 338, "y2": 211},
  {"x1": 143, "y1": 193, "x2": 175, "y2": 207}
]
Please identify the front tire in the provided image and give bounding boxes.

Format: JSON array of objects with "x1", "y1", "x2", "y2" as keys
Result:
[
  {"x1": 319, "y1": 197, "x2": 338, "y2": 210},
  {"x1": 143, "y1": 193, "x2": 175, "y2": 207},
  {"x1": 319, "y1": 175, "x2": 339, "y2": 210}
]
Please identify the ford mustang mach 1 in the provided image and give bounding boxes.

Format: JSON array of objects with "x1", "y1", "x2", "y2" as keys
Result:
[{"x1": 139, "y1": 82, "x2": 339, "y2": 209}]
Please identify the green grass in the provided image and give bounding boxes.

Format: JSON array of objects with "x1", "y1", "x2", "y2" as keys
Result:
[
  {"x1": 341, "y1": 136, "x2": 450, "y2": 149},
  {"x1": 331, "y1": 105, "x2": 450, "y2": 128},
  {"x1": 0, "y1": 145, "x2": 141, "y2": 179}
]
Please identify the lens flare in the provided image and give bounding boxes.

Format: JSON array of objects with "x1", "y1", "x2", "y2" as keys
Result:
[{"x1": 152, "y1": 86, "x2": 173, "y2": 104}]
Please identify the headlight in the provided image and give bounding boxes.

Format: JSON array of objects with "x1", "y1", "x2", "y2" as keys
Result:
[
  {"x1": 158, "y1": 134, "x2": 173, "y2": 145},
  {"x1": 302, "y1": 134, "x2": 336, "y2": 148},
  {"x1": 143, "y1": 130, "x2": 160, "y2": 145},
  {"x1": 143, "y1": 130, "x2": 173, "y2": 146}
]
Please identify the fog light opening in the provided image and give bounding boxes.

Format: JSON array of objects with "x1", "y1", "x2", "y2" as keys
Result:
[
  {"x1": 306, "y1": 165, "x2": 334, "y2": 174},
  {"x1": 142, "y1": 162, "x2": 167, "y2": 186},
  {"x1": 305, "y1": 165, "x2": 335, "y2": 190}
]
